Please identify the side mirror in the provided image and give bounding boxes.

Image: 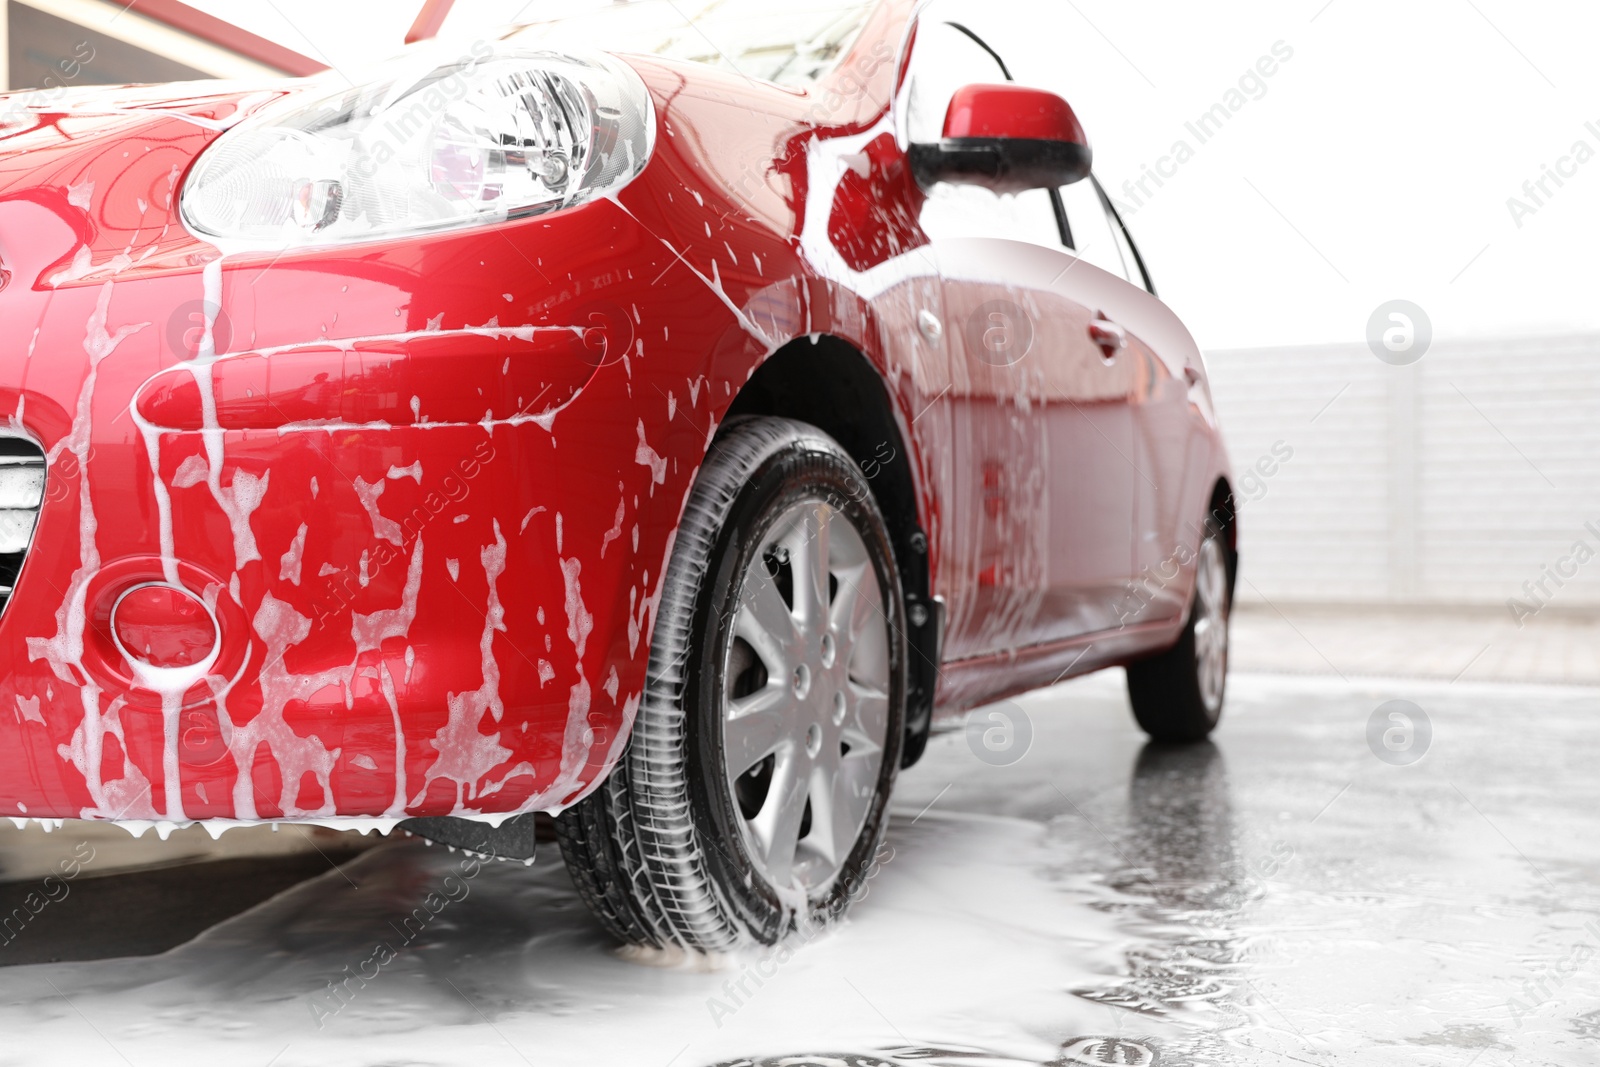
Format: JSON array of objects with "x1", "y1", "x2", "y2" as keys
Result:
[{"x1": 910, "y1": 83, "x2": 1092, "y2": 194}]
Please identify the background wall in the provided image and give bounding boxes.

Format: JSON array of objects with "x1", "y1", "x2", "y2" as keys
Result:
[
  {"x1": 8, "y1": 3, "x2": 205, "y2": 87},
  {"x1": 0, "y1": 0, "x2": 315, "y2": 91},
  {"x1": 1210, "y1": 334, "x2": 1600, "y2": 611}
]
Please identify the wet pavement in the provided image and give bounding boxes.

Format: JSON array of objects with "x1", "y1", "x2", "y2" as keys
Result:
[
  {"x1": 1228, "y1": 603, "x2": 1600, "y2": 687},
  {"x1": 0, "y1": 670, "x2": 1596, "y2": 1066}
]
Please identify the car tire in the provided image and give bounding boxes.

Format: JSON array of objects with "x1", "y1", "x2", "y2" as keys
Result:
[
  {"x1": 1125, "y1": 526, "x2": 1232, "y2": 744},
  {"x1": 556, "y1": 416, "x2": 907, "y2": 950}
]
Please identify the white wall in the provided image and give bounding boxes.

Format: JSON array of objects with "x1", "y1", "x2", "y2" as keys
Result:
[
  {"x1": 0, "y1": 0, "x2": 9, "y2": 92},
  {"x1": 1207, "y1": 334, "x2": 1600, "y2": 612}
]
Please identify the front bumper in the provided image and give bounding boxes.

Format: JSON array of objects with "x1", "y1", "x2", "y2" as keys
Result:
[{"x1": 0, "y1": 109, "x2": 680, "y2": 826}]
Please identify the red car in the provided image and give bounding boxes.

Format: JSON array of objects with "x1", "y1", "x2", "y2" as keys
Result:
[{"x1": 0, "y1": 0, "x2": 1234, "y2": 949}]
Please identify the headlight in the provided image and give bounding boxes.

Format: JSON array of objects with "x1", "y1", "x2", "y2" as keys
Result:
[{"x1": 182, "y1": 46, "x2": 654, "y2": 247}]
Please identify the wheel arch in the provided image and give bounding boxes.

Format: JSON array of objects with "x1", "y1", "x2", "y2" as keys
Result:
[
  {"x1": 722, "y1": 335, "x2": 939, "y2": 767},
  {"x1": 1207, "y1": 476, "x2": 1239, "y2": 598}
]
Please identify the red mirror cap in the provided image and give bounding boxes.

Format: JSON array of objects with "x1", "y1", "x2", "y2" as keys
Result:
[{"x1": 943, "y1": 83, "x2": 1088, "y2": 148}]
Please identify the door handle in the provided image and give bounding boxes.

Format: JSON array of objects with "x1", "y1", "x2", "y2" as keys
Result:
[{"x1": 1088, "y1": 318, "x2": 1126, "y2": 361}]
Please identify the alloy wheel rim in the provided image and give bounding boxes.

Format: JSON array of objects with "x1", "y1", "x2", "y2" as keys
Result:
[
  {"x1": 1193, "y1": 536, "x2": 1229, "y2": 713},
  {"x1": 721, "y1": 499, "x2": 890, "y2": 899}
]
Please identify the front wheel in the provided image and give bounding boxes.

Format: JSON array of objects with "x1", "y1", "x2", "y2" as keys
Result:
[
  {"x1": 1126, "y1": 530, "x2": 1231, "y2": 743},
  {"x1": 556, "y1": 417, "x2": 906, "y2": 950}
]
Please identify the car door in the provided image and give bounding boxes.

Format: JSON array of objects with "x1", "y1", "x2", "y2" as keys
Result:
[
  {"x1": 1057, "y1": 178, "x2": 1196, "y2": 625},
  {"x1": 904, "y1": 13, "x2": 1138, "y2": 657}
]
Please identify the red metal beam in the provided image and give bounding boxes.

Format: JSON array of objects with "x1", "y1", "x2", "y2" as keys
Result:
[
  {"x1": 405, "y1": 0, "x2": 458, "y2": 44},
  {"x1": 128, "y1": 0, "x2": 326, "y2": 76}
]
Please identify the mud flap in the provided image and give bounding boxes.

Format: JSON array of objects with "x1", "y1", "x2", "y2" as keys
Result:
[
  {"x1": 400, "y1": 812, "x2": 545, "y2": 861},
  {"x1": 901, "y1": 592, "x2": 944, "y2": 769}
]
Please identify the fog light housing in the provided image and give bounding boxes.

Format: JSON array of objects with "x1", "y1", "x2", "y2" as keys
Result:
[{"x1": 111, "y1": 584, "x2": 218, "y2": 671}]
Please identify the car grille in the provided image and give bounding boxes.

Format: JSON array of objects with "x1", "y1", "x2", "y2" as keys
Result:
[{"x1": 0, "y1": 438, "x2": 45, "y2": 615}]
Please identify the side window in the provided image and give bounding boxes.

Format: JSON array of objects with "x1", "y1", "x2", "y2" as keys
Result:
[
  {"x1": 907, "y1": 20, "x2": 1063, "y2": 251},
  {"x1": 921, "y1": 184, "x2": 1063, "y2": 249},
  {"x1": 1058, "y1": 179, "x2": 1129, "y2": 280},
  {"x1": 906, "y1": 20, "x2": 1008, "y2": 145},
  {"x1": 1101, "y1": 187, "x2": 1152, "y2": 293}
]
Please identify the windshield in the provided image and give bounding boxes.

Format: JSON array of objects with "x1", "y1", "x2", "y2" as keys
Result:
[{"x1": 502, "y1": 0, "x2": 880, "y2": 87}]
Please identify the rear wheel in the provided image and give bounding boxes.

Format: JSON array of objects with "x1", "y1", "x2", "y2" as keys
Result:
[
  {"x1": 1126, "y1": 530, "x2": 1231, "y2": 743},
  {"x1": 557, "y1": 417, "x2": 906, "y2": 950}
]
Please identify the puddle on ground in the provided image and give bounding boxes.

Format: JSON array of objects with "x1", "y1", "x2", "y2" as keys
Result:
[{"x1": 1, "y1": 674, "x2": 1597, "y2": 1066}]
